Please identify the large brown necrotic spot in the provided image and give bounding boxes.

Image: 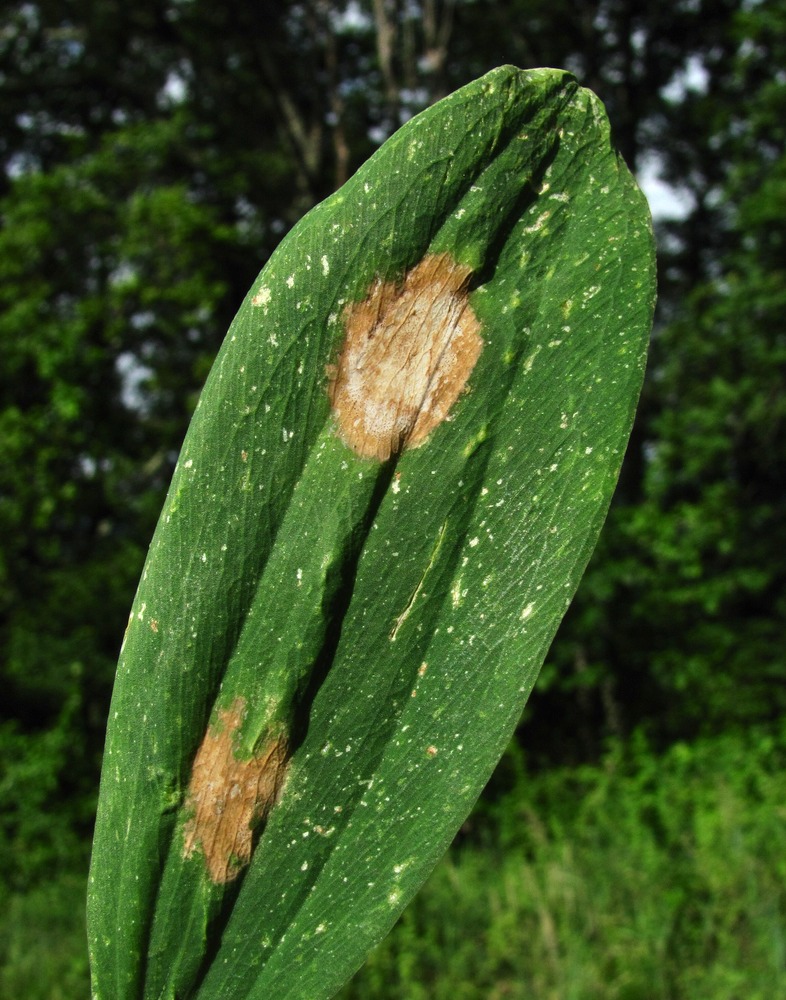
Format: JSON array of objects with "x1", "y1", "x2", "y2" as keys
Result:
[
  {"x1": 329, "y1": 253, "x2": 483, "y2": 461},
  {"x1": 182, "y1": 698, "x2": 289, "y2": 884}
]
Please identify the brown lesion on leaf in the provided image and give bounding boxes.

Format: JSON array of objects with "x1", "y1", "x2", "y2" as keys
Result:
[
  {"x1": 182, "y1": 697, "x2": 290, "y2": 884},
  {"x1": 329, "y1": 253, "x2": 483, "y2": 461}
]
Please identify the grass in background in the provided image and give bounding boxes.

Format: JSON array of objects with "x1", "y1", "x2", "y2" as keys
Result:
[
  {"x1": 3, "y1": 726, "x2": 785, "y2": 999},
  {"x1": 339, "y1": 726, "x2": 786, "y2": 1000},
  {"x1": 0, "y1": 871, "x2": 89, "y2": 1000}
]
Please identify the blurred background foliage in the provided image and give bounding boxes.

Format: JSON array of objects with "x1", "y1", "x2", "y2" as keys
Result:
[{"x1": 1, "y1": 0, "x2": 784, "y2": 996}]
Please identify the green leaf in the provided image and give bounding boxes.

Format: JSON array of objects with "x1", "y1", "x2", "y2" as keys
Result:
[{"x1": 88, "y1": 66, "x2": 655, "y2": 1000}]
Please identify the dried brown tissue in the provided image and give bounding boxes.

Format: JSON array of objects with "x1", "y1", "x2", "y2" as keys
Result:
[
  {"x1": 182, "y1": 697, "x2": 290, "y2": 883},
  {"x1": 329, "y1": 253, "x2": 483, "y2": 461}
]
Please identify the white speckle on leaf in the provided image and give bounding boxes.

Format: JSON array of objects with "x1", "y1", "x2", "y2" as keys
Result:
[
  {"x1": 469, "y1": 537, "x2": 479, "y2": 548},
  {"x1": 523, "y1": 210, "x2": 550, "y2": 234},
  {"x1": 321, "y1": 255, "x2": 330, "y2": 276},
  {"x1": 521, "y1": 603, "x2": 535, "y2": 621},
  {"x1": 252, "y1": 286, "x2": 272, "y2": 307},
  {"x1": 286, "y1": 274, "x2": 295, "y2": 288},
  {"x1": 523, "y1": 344, "x2": 540, "y2": 372}
]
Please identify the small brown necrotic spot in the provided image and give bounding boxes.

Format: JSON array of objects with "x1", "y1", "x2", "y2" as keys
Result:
[
  {"x1": 329, "y1": 253, "x2": 482, "y2": 461},
  {"x1": 182, "y1": 697, "x2": 290, "y2": 884}
]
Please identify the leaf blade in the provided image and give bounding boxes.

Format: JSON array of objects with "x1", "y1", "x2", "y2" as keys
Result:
[{"x1": 88, "y1": 66, "x2": 655, "y2": 1000}]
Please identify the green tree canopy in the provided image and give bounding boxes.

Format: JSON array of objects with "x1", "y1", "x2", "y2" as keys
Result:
[{"x1": 1, "y1": 0, "x2": 784, "y2": 886}]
